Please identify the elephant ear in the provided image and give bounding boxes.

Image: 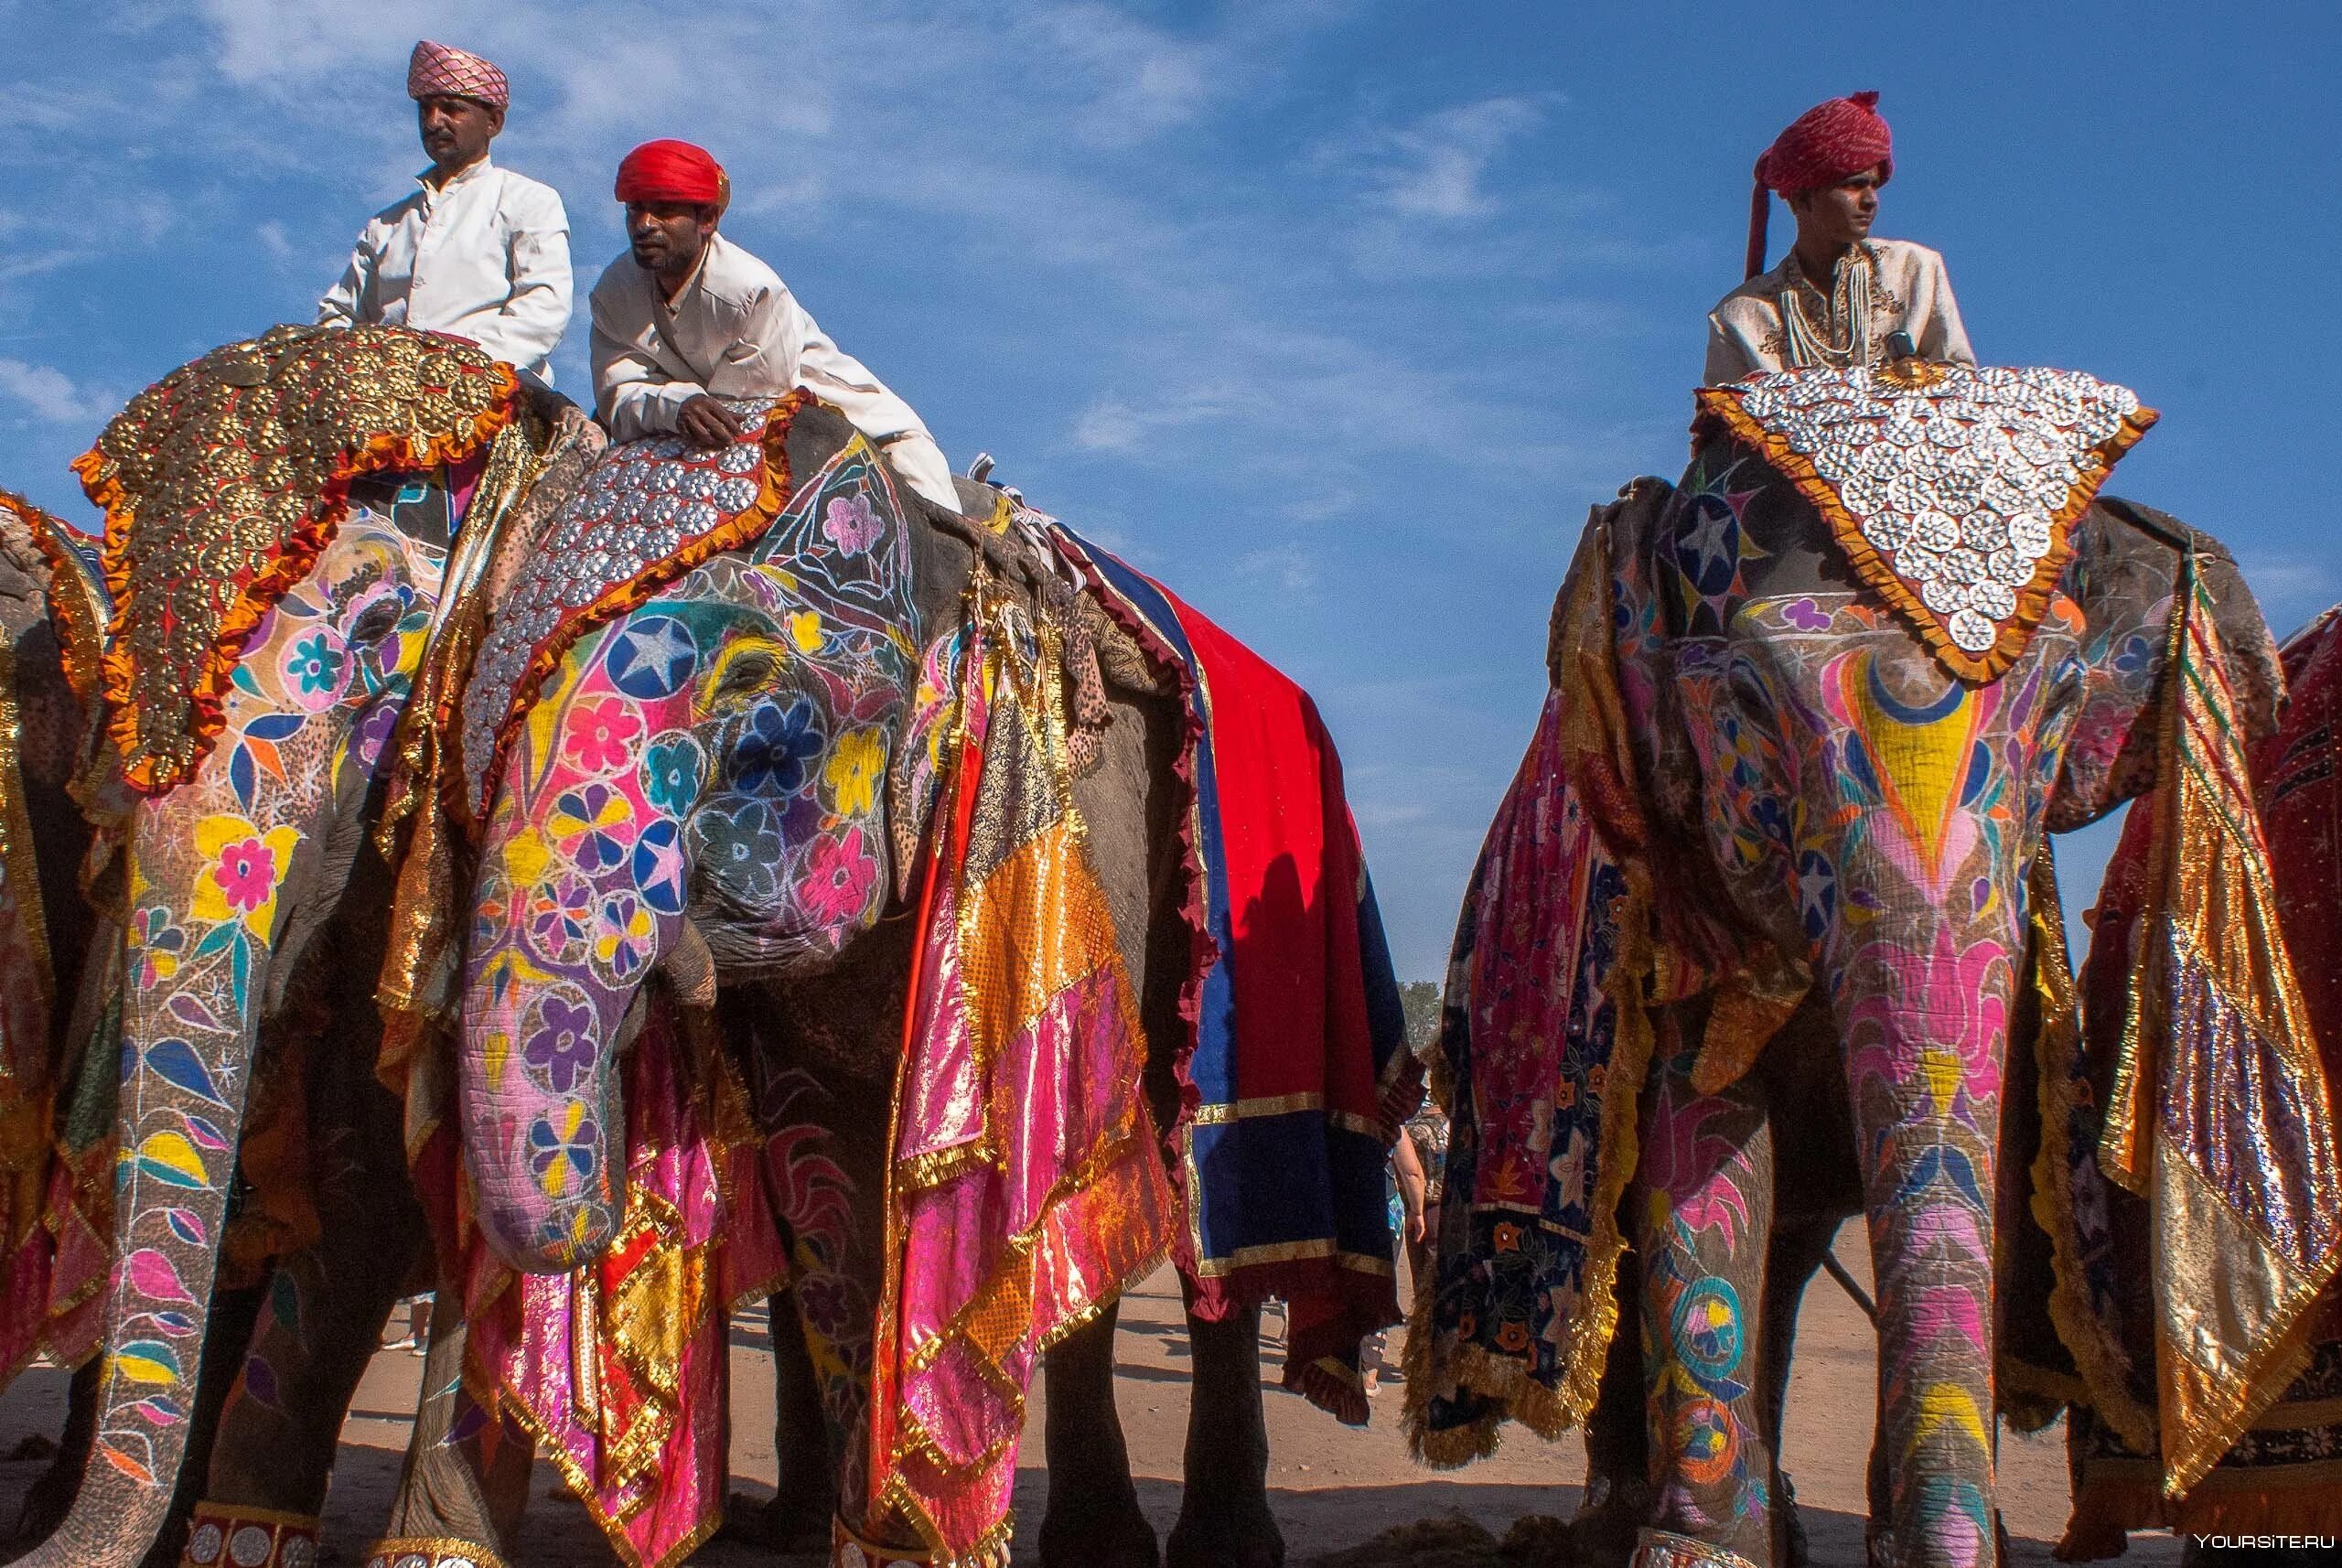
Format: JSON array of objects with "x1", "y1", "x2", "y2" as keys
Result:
[
  {"x1": 2115, "y1": 502, "x2": 2284, "y2": 745},
  {"x1": 885, "y1": 618, "x2": 974, "y2": 903}
]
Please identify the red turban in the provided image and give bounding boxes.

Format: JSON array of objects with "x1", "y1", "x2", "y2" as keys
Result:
[
  {"x1": 407, "y1": 40, "x2": 508, "y2": 110},
  {"x1": 1745, "y1": 91, "x2": 1894, "y2": 279},
  {"x1": 615, "y1": 140, "x2": 730, "y2": 212}
]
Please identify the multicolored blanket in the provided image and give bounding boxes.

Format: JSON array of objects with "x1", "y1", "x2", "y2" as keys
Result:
[
  {"x1": 1399, "y1": 510, "x2": 1662, "y2": 1463},
  {"x1": 1057, "y1": 529, "x2": 1419, "y2": 1423},
  {"x1": 2044, "y1": 598, "x2": 2342, "y2": 1552},
  {"x1": 866, "y1": 570, "x2": 1176, "y2": 1566}
]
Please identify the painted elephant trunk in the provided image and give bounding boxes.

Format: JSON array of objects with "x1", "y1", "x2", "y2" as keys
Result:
[
  {"x1": 1825, "y1": 902, "x2": 2020, "y2": 1568},
  {"x1": 457, "y1": 813, "x2": 682, "y2": 1273},
  {"x1": 13, "y1": 811, "x2": 284, "y2": 1568}
]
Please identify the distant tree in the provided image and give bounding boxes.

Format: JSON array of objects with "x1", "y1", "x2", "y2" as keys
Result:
[{"x1": 1399, "y1": 980, "x2": 1443, "y2": 1058}]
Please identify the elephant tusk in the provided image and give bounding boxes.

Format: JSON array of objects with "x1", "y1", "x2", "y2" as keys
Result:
[{"x1": 1821, "y1": 1247, "x2": 1878, "y2": 1326}]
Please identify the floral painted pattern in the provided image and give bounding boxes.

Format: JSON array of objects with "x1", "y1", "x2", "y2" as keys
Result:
[{"x1": 458, "y1": 441, "x2": 915, "y2": 1273}]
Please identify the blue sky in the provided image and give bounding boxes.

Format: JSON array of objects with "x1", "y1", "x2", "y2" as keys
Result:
[{"x1": 2, "y1": 1, "x2": 2335, "y2": 979}]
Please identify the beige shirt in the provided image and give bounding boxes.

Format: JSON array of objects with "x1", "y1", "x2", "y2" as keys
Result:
[
  {"x1": 1705, "y1": 238, "x2": 1972, "y2": 385},
  {"x1": 588, "y1": 231, "x2": 958, "y2": 510},
  {"x1": 317, "y1": 155, "x2": 573, "y2": 381}
]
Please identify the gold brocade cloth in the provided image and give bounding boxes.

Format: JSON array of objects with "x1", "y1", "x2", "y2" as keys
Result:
[
  {"x1": 866, "y1": 573, "x2": 1176, "y2": 1566},
  {"x1": 2093, "y1": 553, "x2": 2341, "y2": 1498},
  {"x1": 71, "y1": 324, "x2": 518, "y2": 792}
]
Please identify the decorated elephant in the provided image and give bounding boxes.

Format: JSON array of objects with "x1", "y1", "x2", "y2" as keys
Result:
[
  {"x1": 0, "y1": 327, "x2": 613, "y2": 1568},
  {"x1": 444, "y1": 392, "x2": 1414, "y2": 1568},
  {"x1": 1407, "y1": 362, "x2": 2332, "y2": 1568}
]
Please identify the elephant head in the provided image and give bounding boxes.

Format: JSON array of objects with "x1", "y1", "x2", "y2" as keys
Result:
[
  {"x1": 457, "y1": 407, "x2": 967, "y2": 1272},
  {"x1": 1598, "y1": 392, "x2": 2278, "y2": 1564}
]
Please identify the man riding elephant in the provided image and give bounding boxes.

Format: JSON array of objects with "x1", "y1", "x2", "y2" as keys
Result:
[
  {"x1": 590, "y1": 139, "x2": 962, "y2": 510},
  {"x1": 318, "y1": 40, "x2": 574, "y2": 383},
  {"x1": 1707, "y1": 91, "x2": 1971, "y2": 384},
  {"x1": 1407, "y1": 351, "x2": 2332, "y2": 1568}
]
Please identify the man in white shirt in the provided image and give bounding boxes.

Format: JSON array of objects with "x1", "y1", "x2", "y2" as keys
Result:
[
  {"x1": 587, "y1": 139, "x2": 961, "y2": 512},
  {"x1": 1705, "y1": 91, "x2": 1972, "y2": 385},
  {"x1": 317, "y1": 40, "x2": 573, "y2": 381}
]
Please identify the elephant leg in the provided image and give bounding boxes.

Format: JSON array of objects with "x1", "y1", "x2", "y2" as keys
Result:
[
  {"x1": 1572, "y1": 1258, "x2": 1654, "y2": 1566},
  {"x1": 1632, "y1": 1048, "x2": 1778, "y2": 1568},
  {"x1": 183, "y1": 1209, "x2": 424, "y2": 1563},
  {"x1": 1039, "y1": 1299, "x2": 1157, "y2": 1568},
  {"x1": 1166, "y1": 1304, "x2": 1281, "y2": 1568},
  {"x1": 1758, "y1": 1215, "x2": 1838, "y2": 1568},
  {"x1": 375, "y1": 1291, "x2": 534, "y2": 1560},
  {"x1": 190, "y1": 1026, "x2": 428, "y2": 1545},
  {"x1": 723, "y1": 1287, "x2": 837, "y2": 1552}
]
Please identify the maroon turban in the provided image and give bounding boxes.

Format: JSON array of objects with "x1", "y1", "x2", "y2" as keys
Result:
[
  {"x1": 407, "y1": 40, "x2": 508, "y2": 110},
  {"x1": 1745, "y1": 91, "x2": 1894, "y2": 279},
  {"x1": 615, "y1": 140, "x2": 730, "y2": 212}
]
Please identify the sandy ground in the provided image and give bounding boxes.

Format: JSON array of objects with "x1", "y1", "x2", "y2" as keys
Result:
[{"x1": 0, "y1": 1228, "x2": 2185, "y2": 1566}]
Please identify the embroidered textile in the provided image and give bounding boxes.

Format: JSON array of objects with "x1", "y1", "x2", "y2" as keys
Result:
[
  {"x1": 1057, "y1": 529, "x2": 1418, "y2": 1423},
  {"x1": 2040, "y1": 606, "x2": 2342, "y2": 1550},
  {"x1": 71, "y1": 324, "x2": 518, "y2": 791},
  {"x1": 1401, "y1": 511, "x2": 1657, "y2": 1464},
  {"x1": 0, "y1": 499, "x2": 59, "y2": 1385},
  {"x1": 1695, "y1": 364, "x2": 2155, "y2": 681},
  {"x1": 457, "y1": 392, "x2": 807, "y2": 811},
  {"x1": 868, "y1": 573, "x2": 1175, "y2": 1566}
]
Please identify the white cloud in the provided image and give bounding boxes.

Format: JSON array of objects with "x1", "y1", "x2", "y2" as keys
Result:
[
  {"x1": 1324, "y1": 94, "x2": 1552, "y2": 222},
  {"x1": 0, "y1": 359, "x2": 111, "y2": 424},
  {"x1": 1234, "y1": 542, "x2": 1316, "y2": 594}
]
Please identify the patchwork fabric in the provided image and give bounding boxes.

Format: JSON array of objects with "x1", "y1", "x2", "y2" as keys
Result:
[
  {"x1": 1058, "y1": 528, "x2": 1418, "y2": 1423},
  {"x1": 2096, "y1": 553, "x2": 2340, "y2": 1496},
  {"x1": 2043, "y1": 605, "x2": 2342, "y2": 1550},
  {"x1": 1695, "y1": 364, "x2": 2154, "y2": 681},
  {"x1": 458, "y1": 392, "x2": 810, "y2": 811},
  {"x1": 868, "y1": 572, "x2": 1175, "y2": 1566},
  {"x1": 71, "y1": 324, "x2": 518, "y2": 791},
  {"x1": 458, "y1": 996, "x2": 790, "y2": 1568},
  {"x1": 1402, "y1": 513, "x2": 1657, "y2": 1465}
]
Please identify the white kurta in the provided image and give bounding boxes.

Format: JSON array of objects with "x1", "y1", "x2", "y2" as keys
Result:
[
  {"x1": 1705, "y1": 238, "x2": 1972, "y2": 386},
  {"x1": 587, "y1": 231, "x2": 959, "y2": 511},
  {"x1": 317, "y1": 155, "x2": 573, "y2": 381}
]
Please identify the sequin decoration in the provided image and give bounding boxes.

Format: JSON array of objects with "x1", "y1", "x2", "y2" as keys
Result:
[
  {"x1": 70, "y1": 324, "x2": 519, "y2": 791},
  {"x1": 1696, "y1": 364, "x2": 2157, "y2": 682},
  {"x1": 457, "y1": 392, "x2": 809, "y2": 813}
]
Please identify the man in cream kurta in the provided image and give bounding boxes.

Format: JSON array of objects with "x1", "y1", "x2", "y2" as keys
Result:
[
  {"x1": 590, "y1": 140, "x2": 960, "y2": 512},
  {"x1": 317, "y1": 41, "x2": 572, "y2": 381},
  {"x1": 1706, "y1": 91, "x2": 1972, "y2": 385}
]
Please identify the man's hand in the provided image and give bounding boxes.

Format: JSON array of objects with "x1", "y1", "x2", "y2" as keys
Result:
[{"x1": 676, "y1": 393, "x2": 745, "y2": 449}]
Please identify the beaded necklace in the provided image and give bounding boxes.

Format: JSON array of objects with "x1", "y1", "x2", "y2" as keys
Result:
[{"x1": 1779, "y1": 242, "x2": 1879, "y2": 369}]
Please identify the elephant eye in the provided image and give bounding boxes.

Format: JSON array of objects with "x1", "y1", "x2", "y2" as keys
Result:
[
  {"x1": 349, "y1": 598, "x2": 401, "y2": 647},
  {"x1": 708, "y1": 639, "x2": 788, "y2": 706}
]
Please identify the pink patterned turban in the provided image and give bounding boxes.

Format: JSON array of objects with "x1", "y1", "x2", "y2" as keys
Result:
[
  {"x1": 1745, "y1": 91, "x2": 1895, "y2": 278},
  {"x1": 407, "y1": 39, "x2": 509, "y2": 110}
]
